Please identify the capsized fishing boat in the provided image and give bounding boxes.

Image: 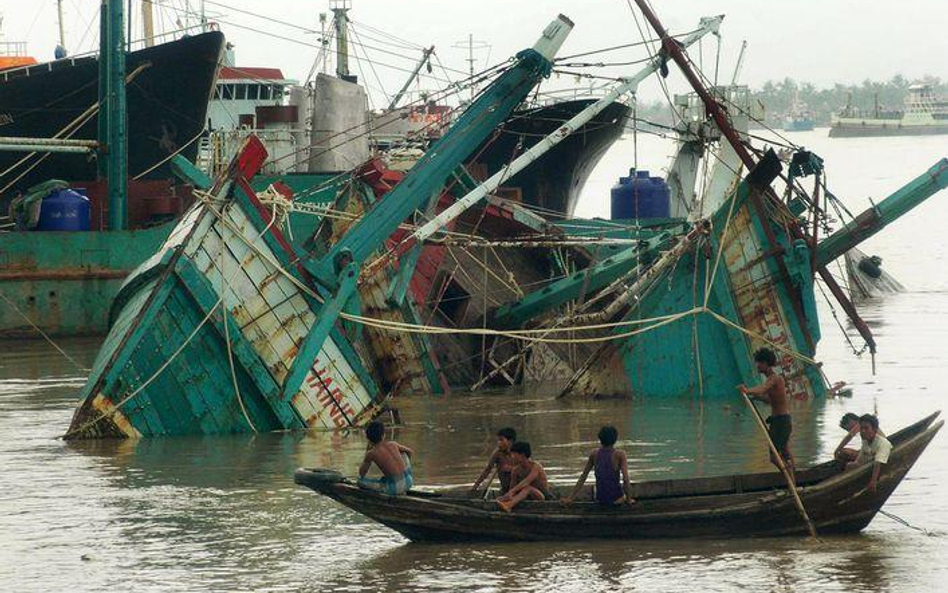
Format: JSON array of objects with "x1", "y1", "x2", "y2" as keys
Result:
[
  {"x1": 0, "y1": 6, "x2": 225, "y2": 338},
  {"x1": 65, "y1": 4, "x2": 948, "y2": 438},
  {"x1": 65, "y1": 135, "x2": 381, "y2": 437},
  {"x1": 406, "y1": 1, "x2": 948, "y2": 400},
  {"x1": 294, "y1": 413, "x2": 942, "y2": 541},
  {"x1": 65, "y1": 14, "x2": 577, "y2": 437}
]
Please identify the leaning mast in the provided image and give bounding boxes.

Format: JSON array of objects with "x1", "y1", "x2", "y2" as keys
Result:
[{"x1": 630, "y1": 0, "x2": 877, "y2": 357}]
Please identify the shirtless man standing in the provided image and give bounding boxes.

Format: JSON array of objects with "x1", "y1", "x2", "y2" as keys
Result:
[
  {"x1": 738, "y1": 347, "x2": 795, "y2": 479},
  {"x1": 357, "y1": 421, "x2": 414, "y2": 496}
]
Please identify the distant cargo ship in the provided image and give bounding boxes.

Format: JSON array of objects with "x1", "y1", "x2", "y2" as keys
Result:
[{"x1": 829, "y1": 84, "x2": 948, "y2": 137}]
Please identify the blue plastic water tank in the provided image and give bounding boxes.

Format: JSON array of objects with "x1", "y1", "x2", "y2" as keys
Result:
[
  {"x1": 36, "y1": 188, "x2": 91, "y2": 231},
  {"x1": 610, "y1": 169, "x2": 670, "y2": 219}
]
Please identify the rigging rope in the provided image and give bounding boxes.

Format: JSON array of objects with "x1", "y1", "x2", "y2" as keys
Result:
[{"x1": 59, "y1": 199, "x2": 280, "y2": 439}]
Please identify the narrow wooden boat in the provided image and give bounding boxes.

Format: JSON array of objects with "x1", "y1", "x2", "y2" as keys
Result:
[{"x1": 295, "y1": 412, "x2": 942, "y2": 541}]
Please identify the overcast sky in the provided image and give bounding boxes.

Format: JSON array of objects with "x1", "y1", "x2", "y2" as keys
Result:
[{"x1": 4, "y1": 0, "x2": 947, "y2": 105}]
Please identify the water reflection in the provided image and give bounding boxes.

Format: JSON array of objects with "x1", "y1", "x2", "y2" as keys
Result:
[{"x1": 3, "y1": 129, "x2": 948, "y2": 591}]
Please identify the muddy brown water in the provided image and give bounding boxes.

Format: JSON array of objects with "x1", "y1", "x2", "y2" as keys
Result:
[{"x1": 2, "y1": 131, "x2": 947, "y2": 591}]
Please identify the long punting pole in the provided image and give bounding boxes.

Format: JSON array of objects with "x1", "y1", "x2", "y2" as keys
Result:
[
  {"x1": 630, "y1": 0, "x2": 876, "y2": 356},
  {"x1": 632, "y1": 0, "x2": 821, "y2": 537},
  {"x1": 742, "y1": 393, "x2": 818, "y2": 538}
]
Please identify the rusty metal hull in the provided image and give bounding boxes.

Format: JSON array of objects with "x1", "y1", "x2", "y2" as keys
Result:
[{"x1": 0, "y1": 223, "x2": 174, "y2": 338}]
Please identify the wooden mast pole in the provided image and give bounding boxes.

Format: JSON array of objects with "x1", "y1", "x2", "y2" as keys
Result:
[
  {"x1": 142, "y1": 0, "x2": 155, "y2": 48},
  {"x1": 56, "y1": 0, "x2": 67, "y2": 55},
  {"x1": 742, "y1": 393, "x2": 818, "y2": 537}
]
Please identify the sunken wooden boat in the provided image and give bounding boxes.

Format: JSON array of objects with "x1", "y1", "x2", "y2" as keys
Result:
[{"x1": 295, "y1": 412, "x2": 942, "y2": 541}]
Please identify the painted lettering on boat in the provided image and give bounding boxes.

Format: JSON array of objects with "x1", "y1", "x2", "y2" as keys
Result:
[{"x1": 306, "y1": 359, "x2": 355, "y2": 428}]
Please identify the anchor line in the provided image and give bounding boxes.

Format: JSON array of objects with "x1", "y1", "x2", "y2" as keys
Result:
[{"x1": 878, "y1": 509, "x2": 935, "y2": 536}]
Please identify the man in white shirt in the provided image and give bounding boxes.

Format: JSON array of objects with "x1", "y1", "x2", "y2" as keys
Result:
[{"x1": 846, "y1": 414, "x2": 892, "y2": 494}]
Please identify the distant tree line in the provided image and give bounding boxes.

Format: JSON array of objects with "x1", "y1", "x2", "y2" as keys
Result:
[{"x1": 633, "y1": 75, "x2": 948, "y2": 128}]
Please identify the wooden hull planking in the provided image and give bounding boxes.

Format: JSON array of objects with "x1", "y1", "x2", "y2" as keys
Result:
[{"x1": 295, "y1": 414, "x2": 942, "y2": 541}]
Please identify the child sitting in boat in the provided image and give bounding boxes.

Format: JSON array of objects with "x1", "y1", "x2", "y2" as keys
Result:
[
  {"x1": 845, "y1": 414, "x2": 892, "y2": 494},
  {"x1": 471, "y1": 427, "x2": 517, "y2": 494},
  {"x1": 560, "y1": 425, "x2": 634, "y2": 506},
  {"x1": 357, "y1": 421, "x2": 414, "y2": 496},
  {"x1": 835, "y1": 412, "x2": 885, "y2": 465},
  {"x1": 496, "y1": 441, "x2": 552, "y2": 512}
]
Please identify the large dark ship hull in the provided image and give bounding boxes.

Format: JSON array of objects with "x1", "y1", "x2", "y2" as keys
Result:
[
  {"x1": 0, "y1": 31, "x2": 224, "y2": 195},
  {"x1": 0, "y1": 32, "x2": 224, "y2": 338},
  {"x1": 475, "y1": 99, "x2": 631, "y2": 217}
]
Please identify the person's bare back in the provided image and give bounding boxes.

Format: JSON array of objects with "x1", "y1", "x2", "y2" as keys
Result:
[
  {"x1": 358, "y1": 421, "x2": 415, "y2": 496},
  {"x1": 365, "y1": 440, "x2": 410, "y2": 477}
]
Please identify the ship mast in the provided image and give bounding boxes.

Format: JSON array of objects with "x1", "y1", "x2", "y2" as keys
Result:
[
  {"x1": 331, "y1": 0, "x2": 350, "y2": 79},
  {"x1": 630, "y1": 0, "x2": 876, "y2": 357},
  {"x1": 97, "y1": 0, "x2": 127, "y2": 230},
  {"x1": 731, "y1": 40, "x2": 747, "y2": 84},
  {"x1": 55, "y1": 0, "x2": 67, "y2": 57},
  {"x1": 142, "y1": 0, "x2": 155, "y2": 47},
  {"x1": 387, "y1": 46, "x2": 434, "y2": 111}
]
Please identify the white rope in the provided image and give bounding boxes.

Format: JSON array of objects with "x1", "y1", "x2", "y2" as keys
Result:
[
  {"x1": 217, "y1": 203, "x2": 258, "y2": 433},
  {"x1": 61, "y1": 198, "x2": 279, "y2": 439},
  {"x1": 196, "y1": 190, "x2": 702, "y2": 341}
]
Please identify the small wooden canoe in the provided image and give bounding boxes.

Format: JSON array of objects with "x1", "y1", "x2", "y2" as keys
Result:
[{"x1": 295, "y1": 412, "x2": 942, "y2": 541}]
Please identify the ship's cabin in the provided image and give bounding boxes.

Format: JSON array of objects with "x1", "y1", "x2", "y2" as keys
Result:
[{"x1": 206, "y1": 65, "x2": 297, "y2": 131}]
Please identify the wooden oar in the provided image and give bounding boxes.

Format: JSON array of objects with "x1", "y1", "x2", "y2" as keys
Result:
[
  {"x1": 742, "y1": 393, "x2": 818, "y2": 538},
  {"x1": 480, "y1": 467, "x2": 498, "y2": 500}
]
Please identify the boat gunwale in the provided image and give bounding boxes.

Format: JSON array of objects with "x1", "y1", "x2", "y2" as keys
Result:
[{"x1": 294, "y1": 413, "x2": 942, "y2": 539}]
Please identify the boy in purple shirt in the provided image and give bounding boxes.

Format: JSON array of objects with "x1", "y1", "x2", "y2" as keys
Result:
[{"x1": 561, "y1": 425, "x2": 634, "y2": 506}]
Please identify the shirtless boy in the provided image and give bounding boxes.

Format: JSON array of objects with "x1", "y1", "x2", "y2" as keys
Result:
[
  {"x1": 738, "y1": 347, "x2": 795, "y2": 479},
  {"x1": 496, "y1": 441, "x2": 551, "y2": 513},
  {"x1": 472, "y1": 427, "x2": 517, "y2": 494},
  {"x1": 357, "y1": 421, "x2": 414, "y2": 496}
]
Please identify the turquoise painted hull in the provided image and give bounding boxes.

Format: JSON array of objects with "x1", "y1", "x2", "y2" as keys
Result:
[
  {"x1": 67, "y1": 176, "x2": 383, "y2": 438},
  {"x1": 0, "y1": 174, "x2": 341, "y2": 338},
  {"x1": 612, "y1": 182, "x2": 824, "y2": 400},
  {"x1": 66, "y1": 149, "x2": 451, "y2": 437}
]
